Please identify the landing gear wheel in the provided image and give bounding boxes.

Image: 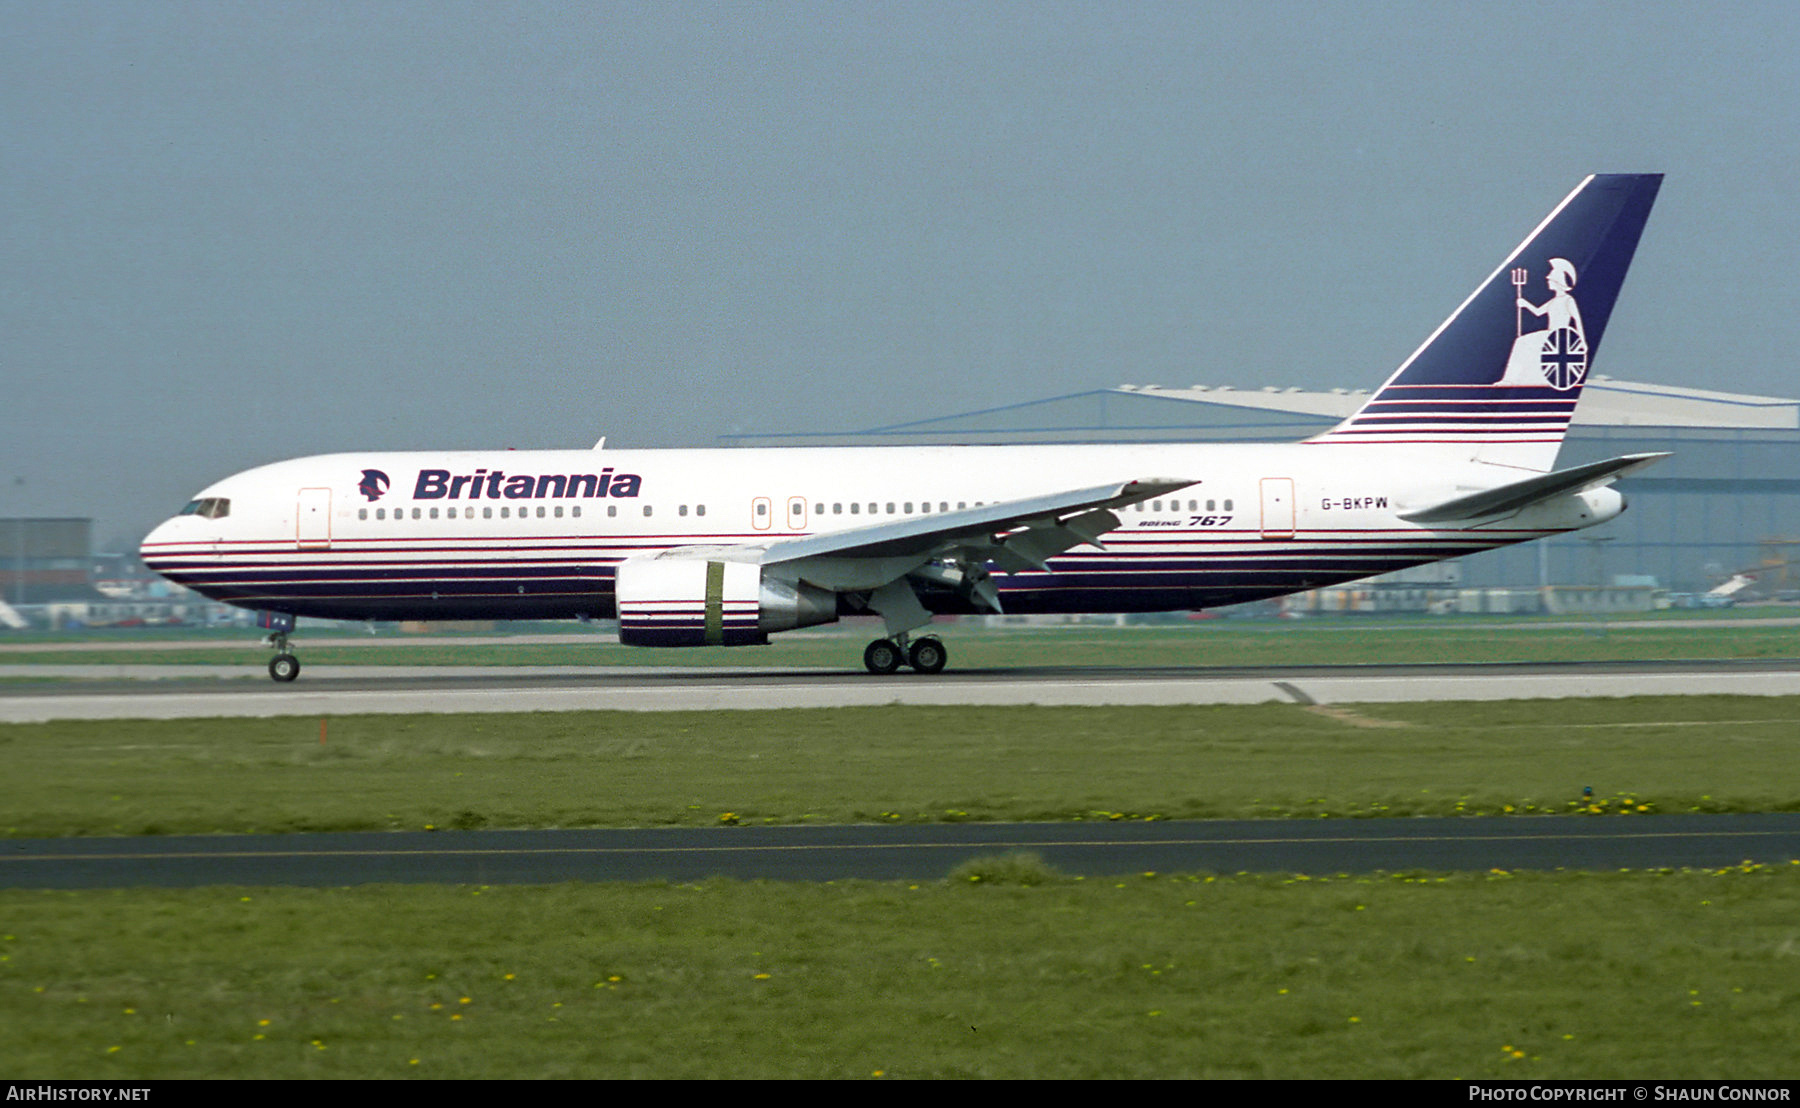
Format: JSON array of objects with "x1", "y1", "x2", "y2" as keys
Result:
[
  {"x1": 863, "y1": 639, "x2": 903, "y2": 675},
  {"x1": 907, "y1": 636, "x2": 947, "y2": 674},
  {"x1": 269, "y1": 654, "x2": 301, "y2": 683}
]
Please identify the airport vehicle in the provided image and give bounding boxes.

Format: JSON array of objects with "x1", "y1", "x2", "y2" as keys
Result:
[{"x1": 141, "y1": 175, "x2": 1666, "y2": 681}]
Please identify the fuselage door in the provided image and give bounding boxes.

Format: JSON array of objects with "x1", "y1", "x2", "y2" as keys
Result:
[
  {"x1": 297, "y1": 488, "x2": 332, "y2": 551},
  {"x1": 751, "y1": 497, "x2": 773, "y2": 531},
  {"x1": 1259, "y1": 477, "x2": 1296, "y2": 540},
  {"x1": 786, "y1": 496, "x2": 808, "y2": 531}
]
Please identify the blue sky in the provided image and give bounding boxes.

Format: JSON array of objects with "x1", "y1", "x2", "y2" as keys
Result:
[{"x1": 5, "y1": 1, "x2": 1796, "y2": 543}]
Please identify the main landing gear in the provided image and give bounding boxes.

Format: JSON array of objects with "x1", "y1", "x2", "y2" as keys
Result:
[{"x1": 863, "y1": 632, "x2": 947, "y2": 676}]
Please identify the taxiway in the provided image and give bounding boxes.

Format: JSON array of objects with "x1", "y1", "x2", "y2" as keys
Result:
[{"x1": 3, "y1": 658, "x2": 1800, "y2": 722}]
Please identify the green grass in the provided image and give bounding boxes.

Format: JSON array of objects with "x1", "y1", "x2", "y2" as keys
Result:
[
  {"x1": 5, "y1": 616, "x2": 1799, "y2": 669},
  {"x1": 4, "y1": 698, "x2": 1798, "y2": 837},
  {"x1": 7, "y1": 695, "x2": 1800, "y2": 1078},
  {"x1": 4, "y1": 867, "x2": 1797, "y2": 1078}
]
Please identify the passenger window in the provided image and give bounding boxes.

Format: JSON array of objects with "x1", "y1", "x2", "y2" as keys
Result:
[
  {"x1": 572, "y1": 506, "x2": 582, "y2": 518},
  {"x1": 375, "y1": 508, "x2": 385, "y2": 520},
  {"x1": 904, "y1": 502, "x2": 913, "y2": 513},
  {"x1": 483, "y1": 507, "x2": 493, "y2": 519},
  {"x1": 429, "y1": 508, "x2": 439, "y2": 519},
  {"x1": 850, "y1": 503, "x2": 860, "y2": 515},
  {"x1": 412, "y1": 508, "x2": 421, "y2": 520},
  {"x1": 696, "y1": 505, "x2": 706, "y2": 517},
  {"x1": 607, "y1": 505, "x2": 616, "y2": 518},
  {"x1": 554, "y1": 506, "x2": 563, "y2": 518},
  {"x1": 501, "y1": 507, "x2": 510, "y2": 518},
  {"x1": 756, "y1": 502, "x2": 767, "y2": 516},
  {"x1": 679, "y1": 504, "x2": 688, "y2": 517},
  {"x1": 644, "y1": 505, "x2": 653, "y2": 517},
  {"x1": 1224, "y1": 499, "x2": 1234, "y2": 511}
]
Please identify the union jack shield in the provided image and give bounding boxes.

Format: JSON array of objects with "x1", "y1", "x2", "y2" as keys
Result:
[{"x1": 1539, "y1": 325, "x2": 1588, "y2": 391}]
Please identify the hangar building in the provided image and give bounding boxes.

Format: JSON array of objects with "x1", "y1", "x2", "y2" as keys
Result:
[{"x1": 726, "y1": 377, "x2": 1800, "y2": 594}]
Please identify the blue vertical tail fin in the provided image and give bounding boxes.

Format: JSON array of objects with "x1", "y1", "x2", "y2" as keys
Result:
[{"x1": 1310, "y1": 174, "x2": 1662, "y2": 470}]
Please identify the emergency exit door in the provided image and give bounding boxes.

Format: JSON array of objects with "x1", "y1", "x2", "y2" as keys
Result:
[
  {"x1": 1259, "y1": 477, "x2": 1295, "y2": 540},
  {"x1": 297, "y1": 488, "x2": 332, "y2": 550}
]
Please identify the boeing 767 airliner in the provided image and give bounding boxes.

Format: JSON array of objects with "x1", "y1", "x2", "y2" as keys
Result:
[{"x1": 142, "y1": 174, "x2": 1666, "y2": 680}]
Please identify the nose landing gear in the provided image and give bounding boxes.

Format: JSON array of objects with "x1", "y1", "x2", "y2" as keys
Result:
[
  {"x1": 258, "y1": 611, "x2": 301, "y2": 682},
  {"x1": 268, "y1": 646, "x2": 301, "y2": 682}
]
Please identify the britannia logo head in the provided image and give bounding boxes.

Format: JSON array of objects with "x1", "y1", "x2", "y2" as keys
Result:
[{"x1": 357, "y1": 469, "x2": 391, "y2": 502}]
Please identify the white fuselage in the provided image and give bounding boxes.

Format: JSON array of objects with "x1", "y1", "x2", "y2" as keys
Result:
[{"x1": 139, "y1": 441, "x2": 1616, "y2": 624}]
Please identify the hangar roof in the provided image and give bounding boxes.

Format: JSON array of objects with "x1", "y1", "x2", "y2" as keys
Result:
[
  {"x1": 1111, "y1": 377, "x2": 1799, "y2": 430},
  {"x1": 725, "y1": 377, "x2": 1798, "y2": 447}
]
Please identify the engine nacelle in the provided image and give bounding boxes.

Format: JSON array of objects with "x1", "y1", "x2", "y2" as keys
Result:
[{"x1": 614, "y1": 556, "x2": 837, "y2": 647}]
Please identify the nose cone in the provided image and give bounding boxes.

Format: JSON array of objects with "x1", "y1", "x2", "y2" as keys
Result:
[{"x1": 139, "y1": 517, "x2": 183, "y2": 578}]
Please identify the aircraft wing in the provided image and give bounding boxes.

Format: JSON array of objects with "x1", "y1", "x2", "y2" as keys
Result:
[
  {"x1": 634, "y1": 477, "x2": 1197, "y2": 635},
  {"x1": 1398, "y1": 452, "x2": 1668, "y2": 524}
]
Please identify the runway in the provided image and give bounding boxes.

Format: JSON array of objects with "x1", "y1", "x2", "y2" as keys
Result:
[
  {"x1": 5, "y1": 814, "x2": 1797, "y2": 888},
  {"x1": 4, "y1": 658, "x2": 1800, "y2": 721}
]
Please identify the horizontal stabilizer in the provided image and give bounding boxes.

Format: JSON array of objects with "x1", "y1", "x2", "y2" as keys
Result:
[{"x1": 1398, "y1": 452, "x2": 1668, "y2": 523}]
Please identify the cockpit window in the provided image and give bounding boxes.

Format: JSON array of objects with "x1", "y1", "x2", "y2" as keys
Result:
[{"x1": 179, "y1": 498, "x2": 231, "y2": 520}]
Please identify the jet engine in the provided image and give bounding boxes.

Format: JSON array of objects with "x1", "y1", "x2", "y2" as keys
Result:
[{"x1": 614, "y1": 555, "x2": 838, "y2": 647}]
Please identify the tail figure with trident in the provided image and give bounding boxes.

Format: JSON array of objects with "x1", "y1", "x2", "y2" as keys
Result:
[{"x1": 1498, "y1": 258, "x2": 1588, "y2": 390}]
